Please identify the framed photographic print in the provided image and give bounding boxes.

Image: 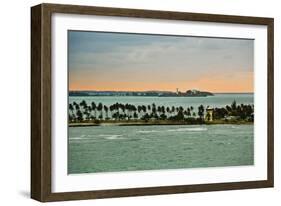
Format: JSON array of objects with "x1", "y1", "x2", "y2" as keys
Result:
[{"x1": 31, "y1": 3, "x2": 274, "y2": 202}]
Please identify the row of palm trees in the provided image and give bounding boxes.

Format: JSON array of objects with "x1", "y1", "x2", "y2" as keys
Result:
[
  {"x1": 213, "y1": 100, "x2": 254, "y2": 121},
  {"x1": 69, "y1": 100, "x2": 200, "y2": 122},
  {"x1": 68, "y1": 100, "x2": 254, "y2": 123}
]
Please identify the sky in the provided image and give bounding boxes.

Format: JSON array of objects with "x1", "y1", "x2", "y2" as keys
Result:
[{"x1": 68, "y1": 31, "x2": 254, "y2": 93}]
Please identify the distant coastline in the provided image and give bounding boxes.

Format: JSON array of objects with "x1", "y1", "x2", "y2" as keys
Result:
[
  {"x1": 69, "y1": 89, "x2": 214, "y2": 97},
  {"x1": 214, "y1": 92, "x2": 254, "y2": 95}
]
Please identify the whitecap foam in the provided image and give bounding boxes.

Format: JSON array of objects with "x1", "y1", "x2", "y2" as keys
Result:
[
  {"x1": 98, "y1": 134, "x2": 112, "y2": 137},
  {"x1": 69, "y1": 134, "x2": 96, "y2": 140},
  {"x1": 69, "y1": 137, "x2": 82, "y2": 140},
  {"x1": 136, "y1": 130, "x2": 160, "y2": 134},
  {"x1": 167, "y1": 127, "x2": 207, "y2": 132},
  {"x1": 102, "y1": 135, "x2": 124, "y2": 140}
]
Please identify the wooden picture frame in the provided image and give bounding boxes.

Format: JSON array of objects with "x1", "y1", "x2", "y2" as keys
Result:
[{"x1": 31, "y1": 3, "x2": 274, "y2": 202}]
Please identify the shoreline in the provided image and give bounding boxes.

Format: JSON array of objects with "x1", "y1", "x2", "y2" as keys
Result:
[{"x1": 69, "y1": 120, "x2": 253, "y2": 127}]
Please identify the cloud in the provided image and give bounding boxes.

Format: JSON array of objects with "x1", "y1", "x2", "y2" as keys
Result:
[{"x1": 68, "y1": 31, "x2": 254, "y2": 92}]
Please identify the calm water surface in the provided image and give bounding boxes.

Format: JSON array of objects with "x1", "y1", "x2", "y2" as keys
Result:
[{"x1": 69, "y1": 93, "x2": 253, "y2": 111}]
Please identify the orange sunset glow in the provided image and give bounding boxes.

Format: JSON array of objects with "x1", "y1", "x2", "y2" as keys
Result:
[
  {"x1": 68, "y1": 31, "x2": 254, "y2": 93},
  {"x1": 69, "y1": 72, "x2": 253, "y2": 93}
]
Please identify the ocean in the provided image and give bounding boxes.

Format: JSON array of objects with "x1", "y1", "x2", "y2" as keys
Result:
[{"x1": 68, "y1": 94, "x2": 254, "y2": 174}]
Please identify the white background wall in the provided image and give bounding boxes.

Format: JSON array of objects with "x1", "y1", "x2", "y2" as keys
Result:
[{"x1": 0, "y1": 0, "x2": 279, "y2": 205}]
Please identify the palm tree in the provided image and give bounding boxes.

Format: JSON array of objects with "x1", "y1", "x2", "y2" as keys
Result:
[
  {"x1": 157, "y1": 106, "x2": 161, "y2": 116},
  {"x1": 109, "y1": 104, "x2": 115, "y2": 119},
  {"x1": 132, "y1": 105, "x2": 137, "y2": 119},
  {"x1": 166, "y1": 107, "x2": 170, "y2": 117},
  {"x1": 147, "y1": 105, "x2": 151, "y2": 114},
  {"x1": 74, "y1": 102, "x2": 80, "y2": 111},
  {"x1": 98, "y1": 114, "x2": 103, "y2": 120},
  {"x1": 137, "y1": 105, "x2": 142, "y2": 116},
  {"x1": 231, "y1": 100, "x2": 237, "y2": 110},
  {"x1": 198, "y1": 105, "x2": 205, "y2": 121},
  {"x1": 133, "y1": 112, "x2": 138, "y2": 119},
  {"x1": 160, "y1": 106, "x2": 166, "y2": 120},
  {"x1": 80, "y1": 100, "x2": 88, "y2": 111},
  {"x1": 97, "y1": 103, "x2": 103, "y2": 119},
  {"x1": 226, "y1": 105, "x2": 232, "y2": 114},
  {"x1": 187, "y1": 107, "x2": 191, "y2": 117},
  {"x1": 69, "y1": 103, "x2": 75, "y2": 119},
  {"x1": 91, "y1": 102, "x2": 97, "y2": 119},
  {"x1": 142, "y1": 105, "x2": 147, "y2": 118},
  {"x1": 176, "y1": 109, "x2": 184, "y2": 121},
  {"x1": 120, "y1": 104, "x2": 125, "y2": 116},
  {"x1": 83, "y1": 110, "x2": 90, "y2": 120},
  {"x1": 76, "y1": 109, "x2": 83, "y2": 122},
  {"x1": 125, "y1": 104, "x2": 131, "y2": 119},
  {"x1": 104, "y1": 105, "x2": 109, "y2": 119},
  {"x1": 171, "y1": 106, "x2": 175, "y2": 116},
  {"x1": 184, "y1": 110, "x2": 188, "y2": 117},
  {"x1": 115, "y1": 103, "x2": 120, "y2": 120},
  {"x1": 179, "y1": 106, "x2": 184, "y2": 112},
  {"x1": 152, "y1": 103, "x2": 157, "y2": 117},
  {"x1": 87, "y1": 106, "x2": 92, "y2": 119},
  {"x1": 161, "y1": 106, "x2": 165, "y2": 115},
  {"x1": 110, "y1": 103, "x2": 119, "y2": 120}
]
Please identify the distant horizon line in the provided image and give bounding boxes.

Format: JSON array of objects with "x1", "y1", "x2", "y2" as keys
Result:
[{"x1": 69, "y1": 90, "x2": 254, "y2": 94}]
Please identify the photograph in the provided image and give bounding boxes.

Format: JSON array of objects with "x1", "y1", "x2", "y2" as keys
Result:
[
  {"x1": 67, "y1": 31, "x2": 254, "y2": 174},
  {"x1": 30, "y1": 3, "x2": 274, "y2": 201}
]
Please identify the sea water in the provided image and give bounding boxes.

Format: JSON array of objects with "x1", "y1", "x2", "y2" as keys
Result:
[
  {"x1": 68, "y1": 124, "x2": 253, "y2": 173},
  {"x1": 68, "y1": 94, "x2": 254, "y2": 174}
]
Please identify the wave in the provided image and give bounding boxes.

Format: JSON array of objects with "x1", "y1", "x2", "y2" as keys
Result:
[
  {"x1": 69, "y1": 134, "x2": 124, "y2": 141},
  {"x1": 167, "y1": 128, "x2": 207, "y2": 132},
  {"x1": 100, "y1": 134, "x2": 124, "y2": 140},
  {"x1": 137, "y1": 130, "x2": 160, "y2": 134},
  {"x1": 69, "y1": 136, "x2": 92, "y2": 140},
  {"x1": 136, "y1": 127, "x2": 207, "y2": 134}
]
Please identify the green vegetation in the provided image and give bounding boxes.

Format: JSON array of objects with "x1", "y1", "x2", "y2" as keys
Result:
[{"x1": 68, "y1": 100, "x2": 254, "y2": 126}]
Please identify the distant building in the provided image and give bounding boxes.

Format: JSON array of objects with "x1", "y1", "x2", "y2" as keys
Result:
[
  {"x1": 205, "y1": 106, "x2": 214, "y2": 121},
  {"x1": 191, "y1": 89, "x2": 198, "y2": 94}
]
